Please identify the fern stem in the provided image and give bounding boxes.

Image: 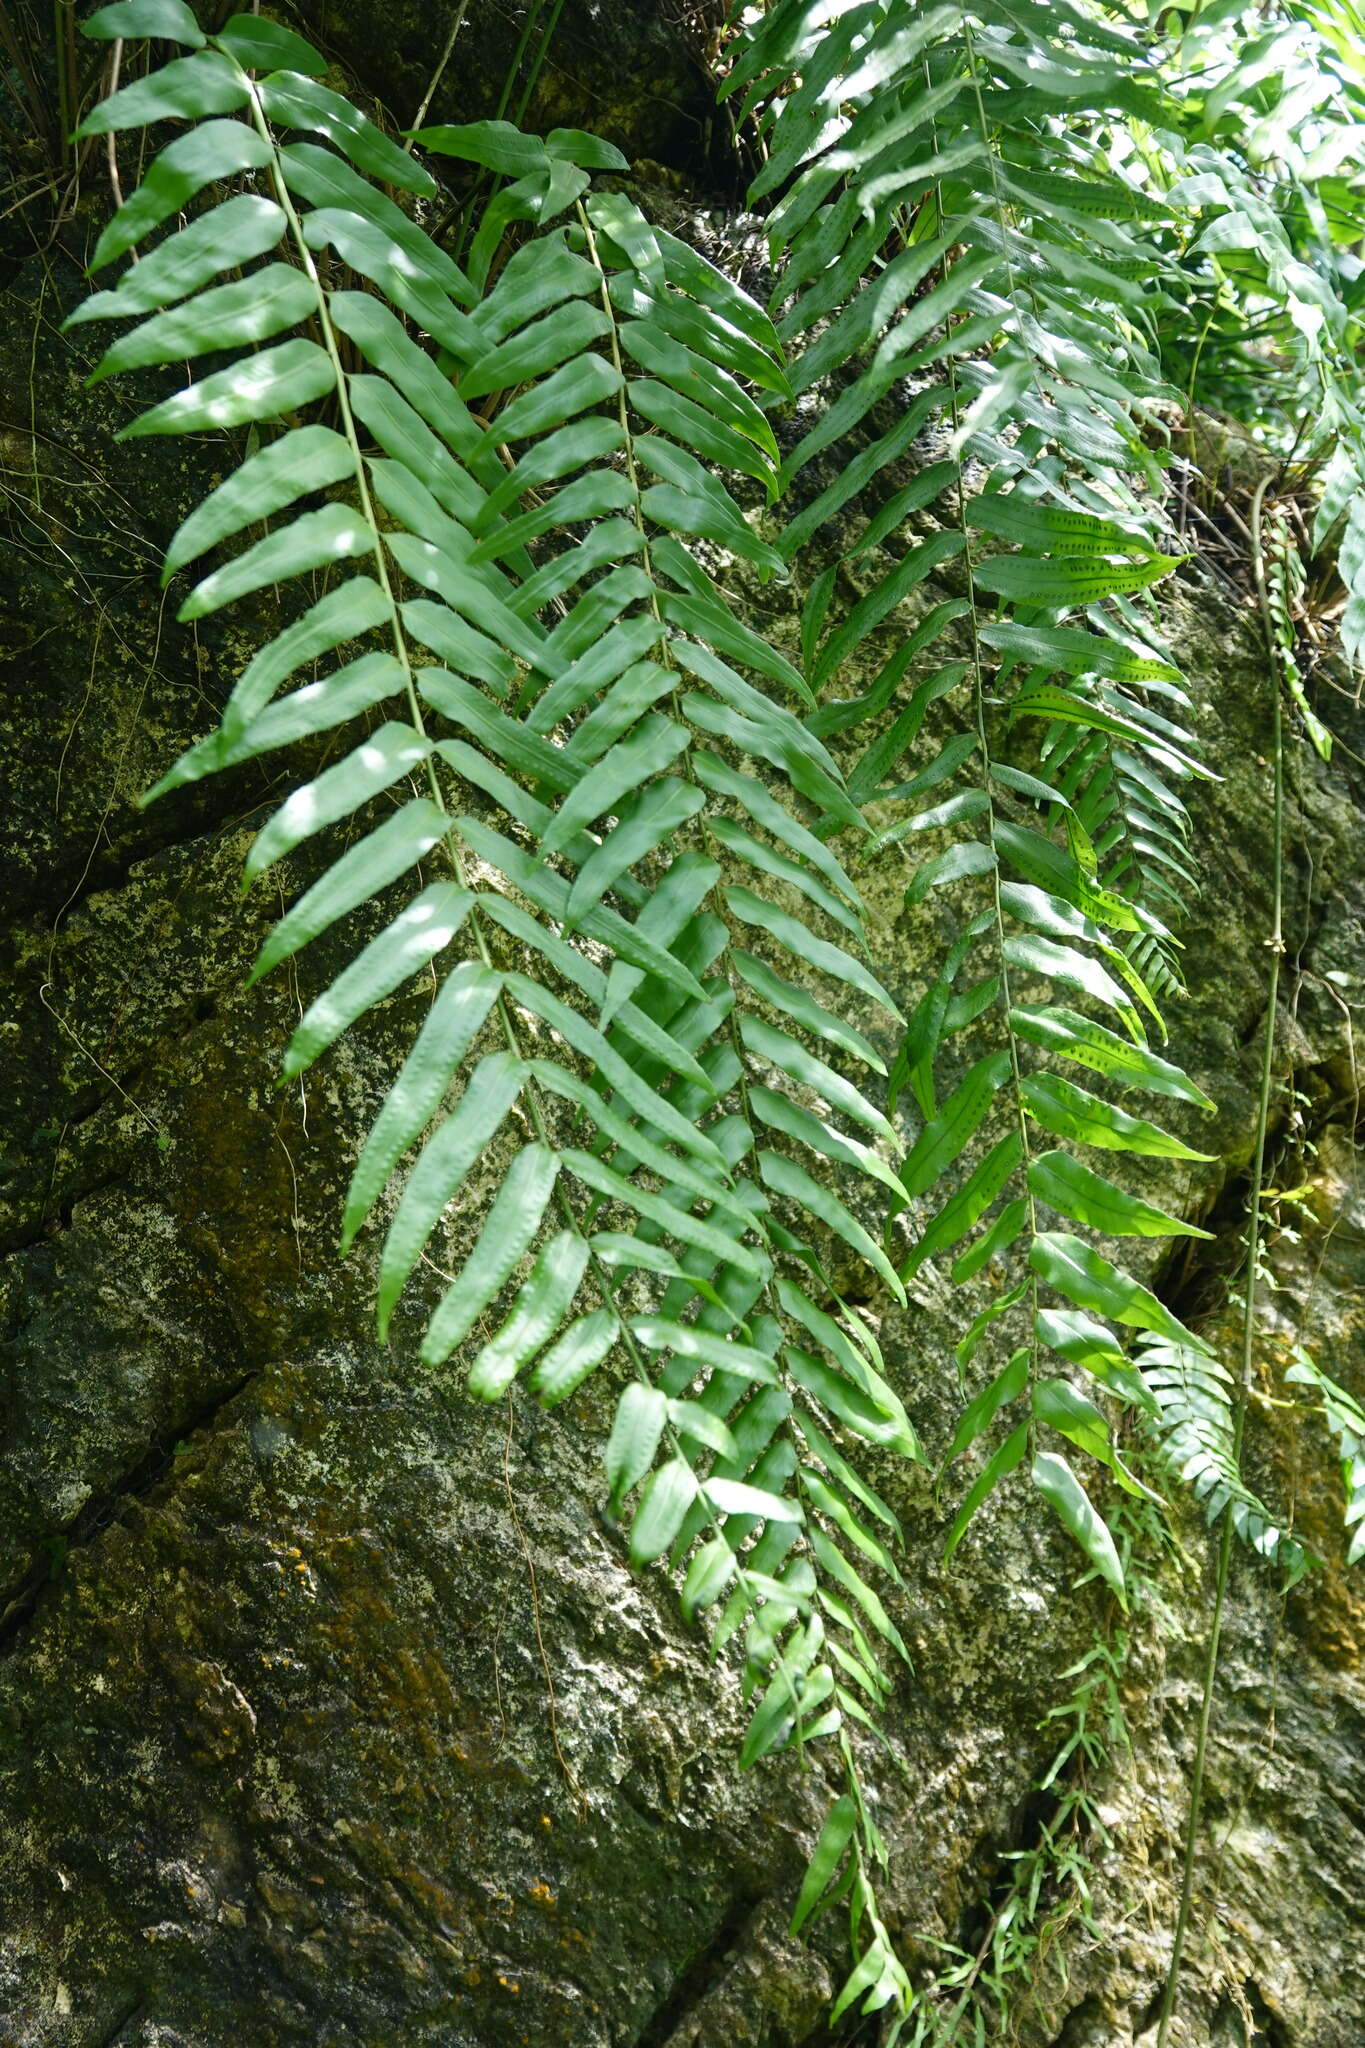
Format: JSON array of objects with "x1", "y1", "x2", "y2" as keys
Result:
[
  {"x1": 959, "y1": 15, "x2": 1042, "y2": 355},
  {"x1": 571, "y1": 197, "x2": 895, "y2": 1774},
  {"x1": 941, "y1": 339, "x2": 1042, "y2": 1396},
  {"x1": 1154, "y1": 473, "x2": 1284, "y2": 2046},
  {"x1": 242, "y1": 73, "x2": 750, "y2": 1488},
  {"x1": 245, "y1": 79, "x2": 820, "y2": 1766}
]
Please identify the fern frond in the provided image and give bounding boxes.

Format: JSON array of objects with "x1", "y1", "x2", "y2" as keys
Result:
[
  {"x1": 1141, "y1": 1337, "x2": 1306, "y2": 1572},
  {"x1": 728, "y1": 0, "x2": 1227, "y2": 1675},
  {"x1": 1286, "y1": 1348, "x2": 1365, "y2": 1567},
  {"x1": 75, "y1": 13, "x2": 937, "y2": 1959}
]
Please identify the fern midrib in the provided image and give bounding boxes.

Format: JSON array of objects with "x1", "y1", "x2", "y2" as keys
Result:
[
  {"x1": 573, "y1": 194, "x2": 900, "y2": 1753},
  {"x1": 244, "y1": 65, "x2": 749, "y2": 1468},
  {"x1": 249, "y1": 72, "x2": 847, "y2": 1755},
  {"x1": 943, "y1": 335, "x2": 1043, "y2": 1401}
]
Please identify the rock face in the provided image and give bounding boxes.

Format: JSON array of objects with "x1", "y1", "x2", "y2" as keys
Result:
[{"x1": 2, "y1": 7, "x2": 1364, "y2": 2046}]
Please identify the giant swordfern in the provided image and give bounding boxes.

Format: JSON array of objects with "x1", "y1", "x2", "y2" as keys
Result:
[
  {"x1": 71, "y1": 0, "x2": 933, "y2": 2017},
  {"x1": 725, "y1": 0, "x2": 1247, "y2": 1609}
]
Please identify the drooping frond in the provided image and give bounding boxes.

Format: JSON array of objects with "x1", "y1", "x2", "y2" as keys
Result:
[
  {"x1": 73, "y1": 8, "x2": 928, "y2": 1993},
  {"x1": 725, "y1": 0, "x2": 1222, "y2": 1641},
  {"x1": 1140, "y1": 1337, "x2": 1305, "y2": 1571}
]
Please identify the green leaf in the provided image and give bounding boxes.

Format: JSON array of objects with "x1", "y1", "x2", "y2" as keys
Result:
[
  {"x1": 630, "y1": 1318, "x2": 780, "y2": 1387},
  {"x1": 950, "y1": 1198, "x2": 1029, "y2": 1284},
  {"x1": 341, "y1": 963, "x2": 503, "y2": 1253},
  {"x1": 711, "y1": 820, "x2": 858, "y2": 939},
  {"x1": 459, "y1": 299, "x2": 613, "y2": 402},
  {"x1": 215, "y1": 575, "x2": 392, "y2": 743},
  {"x1": 378, "y1": 1051, "x2": 526, "y2": 1338},
  {"x1": 813, "y1": 531, "x2": 966, "y2": 686},
  {"x1": 808, "y1": 1528, "x2": 905, "y2": 1658},
  {"x1": 800, "y1": 1466, "x2": 899, "y2": 1579},
  {"x1": 540, "y1": 717, "x2": 690, "y2": 856},
  {"x1": 639, "y1": 477, "x2": 783, "y2": 575},
  {"x1": 655, "y1": 223, "x2": 786, "y2": 376},
  {"x1": 457, "y1": 816, "x2": 711, "y2": 1004},
  {"x1": 732, "y1": 952, "x2": 883, "y2": 1076},
  {"x1": 566, "y1": 779, "x2": 706, "y2": 927},
  {"x1": 467, "y1": 1229, "x2": 590, "y2": 1398},
  {"x1": 410, "y1": 118, "x2": 552, "y2": 176},
  {"x1": 725, "y1": 888, "x2": 902, "y2": 1022},
  {"x1": 90, "y1": 121, "x2": 272, "y2": 271},
  {"x1": 180, "y1": 502, "x2": 377, "y2": 622},
  {"x1": 955, "y1": 1283, "x2": 1029, "y2": 1377},
  {"x1": 1028, "y1": 1149, "x2": 1212, "y2": 1239},
  {"x1": 492, "y1": 351, "x2": 624, "y2": 444},
  {"x1": 785, "y1": 1346, "x2": 922, "y2": 1460},
  {"x1": 620, "y1": 321, "x2": 779, "y2": 459},
  {"x1": 211, "y1": 650, "x2": 406, "y2": 776},
  {"x1": 530, "y1": 1309, "x2": 620, "y2": 1407},
  {"x1": 983, "y1": 619, "x2": 1185, "y2": 689},
  {"x1": 946, "y1": 1349, "x2": 1029, "y2": 1463},
  {"x1": 215, "y1": 14, "x2": 327, "y2": 73},
  {"x1": 1034, "y1": 1377, "x2": 1110, "y2": 1462},
  {"x1": 749, "y1": 1087, "x2": 901, "y2": 1201},
  {"x1": 662, "y1": 590, "x2": 810, "y2": 705},
  {"x1": 1010, "y1": 1006, "x2": 1215, "y2": 1109},
  {"x1": 706, "y1": 1478, "x2": 804, "y2": 1527},
  {"x1": 260, "y1": 72, "x2": 437, "y2": 195},
  {"x1": 163, "y1": 426, "x2": 353, "y2": 579},
  {"x1": 612, "y1": 272, "x2": 786, "y2": 403},
  {"x1": 790, "y1": 1796, "x2": 859, "y2": 1936},
  {"x1": 76, "y1": 51, "x2": 248, "y2": 134},
  {"x1": 84, "y1": 0, "x2": 204, "y2": 45},
  {"x1": 607, "y1": 1383, "x2": 669, "y2": 1512},
  {"x1": 1021, "y1": 1072, "x2": 1213, "y2": 1160},
  {"x1": 69, "y1": 196, "x2": 286, "y2": 329},
  {"x1": 680, "y1": 1536, "x2": 738, "y2": 1622},
  {"x1": 794, "y1": 1408, "x2": 901, "y2": 1535},
  {"x1": 251, "y1": 791, "x2": 441, "y2": 979},
  {"x1": 904, "y1": 841, "x2": 996, "y2": 907},
  {"x1": 630, "y1": 1458, "x2": 701, "y2": 1566},
  {"x1": 562, "y1": 1150, "x2": 770, "y2": 1280},
  {"x1": 352, "y1": 377, "x2": 485, "y2": 526},
  {"x1": 1030, "y1": 1232, "x2": 1210, "y2": 1351},
  {"x1": 758, "y1": 1151, "x2": 905, "y2": 1304},
  {"x1": 420, "y1": 1144, "x2": 561, "y2": 1366},
  {"x1": 899, "y1": 1050, "x2": 1012, "y2": 1200},
  {"x1": 243, "y1": 721, "x2": 432, "y2": 881},
  {"x1": 668, "y1": 1400, "x2": 739, "y2": 1460},
  {"x1": 965, "y1": 495, "x2": 1163, "y2": 556},
  {"x1": 738, "y1": 1015, "x2": 895, "y2": 1146},
  {"x1": 944, "y1": 1424, "x2": 1030, "y2": 1561},
  {"x1": 118, "y1": 337, "x2": 335, "y2": 439},
  {"x1": 996, "y1": 815, "x2": 1164, "y2": 939},
  {"x1": 1003, "y1": 933, "x2": 1141, "y2": 1037},
  {"x1": 903, "y1": 1134, "x2": 1025, "y2": 1277},
  {"x1": 302, "y1": 210, "x2": 477, "y2": 356},
  {"x1": 630, "y1": 378, "x2": 778, "y2": 494},
  {"x1": 331, "y1": 291, "x2": 485, "y2": 459},
  {"x1": 1031, "y1": 1452, "x2": 1127, "y2": 1607},
  {"x1": 282, "y1": 881, "x2": 473, "y2": 1079},
  {"x1": 1038, "y1": 1308, "x2": 1154, "y2": 1412}
]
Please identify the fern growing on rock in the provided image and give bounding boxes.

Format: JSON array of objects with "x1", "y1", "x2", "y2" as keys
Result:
[
  {"x1": 69, "y1": 0, "x2": 1359, "y2": 2028},
  {"x1": 726, "y1": 0, "x2": 1229, "y2": 1630},
  {"x1": 73, "y1": 0, "x2": 931, "y2": 2014}
]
